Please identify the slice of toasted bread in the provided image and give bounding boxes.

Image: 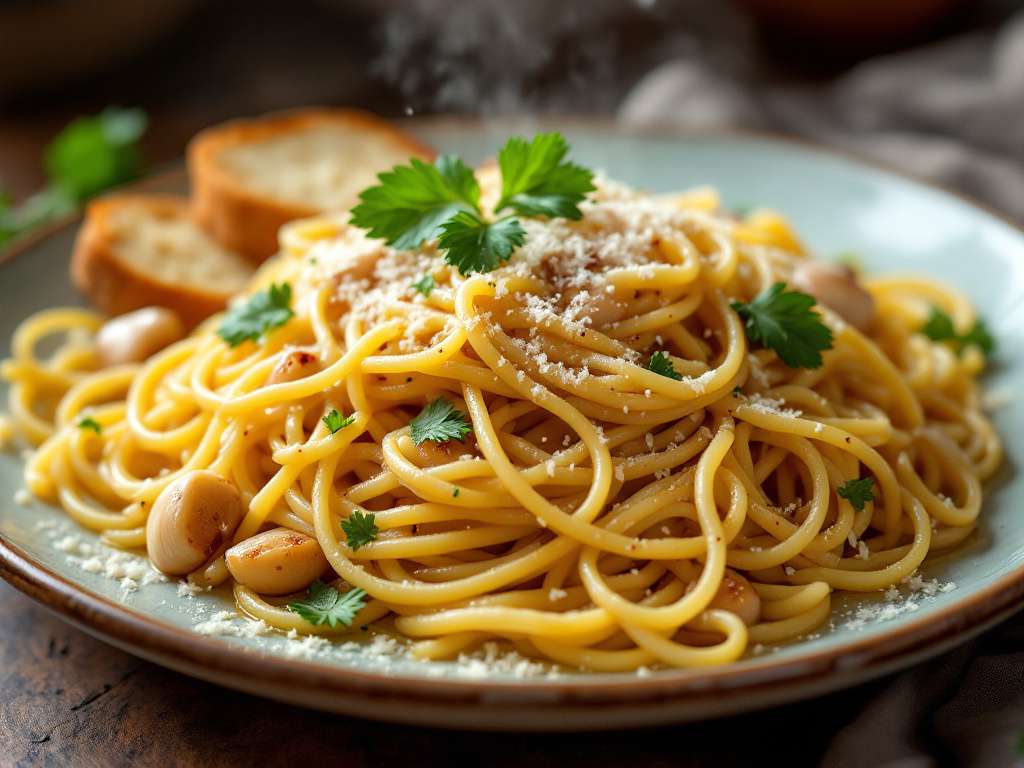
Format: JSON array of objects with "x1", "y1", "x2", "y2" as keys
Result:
[
  {"x1": 188, "y1": 109, "x2": 435, "y2": 261},
  {"x1": 71, "y1": 195, "x2": 255, "y2": 328}
]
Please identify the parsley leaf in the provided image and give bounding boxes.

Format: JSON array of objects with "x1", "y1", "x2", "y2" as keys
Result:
[
  {"x1": 837, "y1": 477, "x2": 875, "y2": 512},
  {"x1": 78, "y1": 417, "x2": 102, "y2": 434},
  {"x1": 322, "y1": 409, "x2": 356, "y2": 434},
  {"x1": 921, "y1": 306, "x2": 957, "y2": 342},
  {"x1": 46, "y1": 107, "x2": 147, "y2": 203},
  {"x1": 1, "y1": 107, "x2": 146, "y2": 251},
  {"x1": 921, "y1": 306, "x2": 995, "y2": 358},
  {"x1": 731, "y1": 282, "x2": 834, "y2": 369},
  {"x1": 287, "y1": 580, "x2": 367, "y2": 628},
  {"x1": 350, "y1": 155, "x2": 479, "y2": 250},
  {"x1": 495, "y1": 133, "x2": 595, "y2": 220},
  {"x1": 960, "y1": 319, "x2": 995, "y2": 356},
  {"x1": 437, "y1": 211, "x2": 525, "y2": 274},
  {"x1": 409, "y1": 397, "x2": 472, "y2": 445},
  {"x1": 411, "y1": 273, "x2": 435, "y2": 296},
  {"x1": 341, "y1": 511, "x2": 379, "y2": 551},
  {"x1": 350, "y1": 133, "x2": 596, "y2": 276},
  {"x1": 647, "y1": 350, "x2": 682, "y2": 381},
  {"x1": 218, "y1": 283, "x2": 294, "y2": 347}
]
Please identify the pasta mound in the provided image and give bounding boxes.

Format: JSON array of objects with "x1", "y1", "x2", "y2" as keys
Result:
[{"x1": 2, "y1": 176, "x2": 1000, "y2": 671}]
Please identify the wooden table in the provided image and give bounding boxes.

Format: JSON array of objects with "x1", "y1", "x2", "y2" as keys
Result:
[{"x1": 1, "y1": 579, "x2": 888, "y2": 766}]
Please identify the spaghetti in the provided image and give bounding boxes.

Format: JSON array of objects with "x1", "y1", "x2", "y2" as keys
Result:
[{"x1": 1, "y1": 176, "x2": 1001, "y2": 671}]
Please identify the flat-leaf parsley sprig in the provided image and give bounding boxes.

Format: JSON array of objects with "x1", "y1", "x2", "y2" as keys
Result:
[
  {"x1": 731, "y1": 282, "x2": 834, "y2": 369},
  {"x1": 646, "y1": 350, "x2": 682, "y2": 381},
  {"x1": 921, "y1": 305, "x2": 995, "y2": 359},
  {"x1": 218, "y1": 282, "x2": 294, "y2": 347},
  {"x1": 287, "y1": 580, "x2": 367, "y2": 628},
  {"x1": 350, "y1": 132, "x2": 594, "y2": 275},
  {"x1": 409, "y1": 397, "x2": 472, "y2": 445},
  {"x1": 341, "y1": 510, "x2": 379, "y2": 551},
  {"x1": 322, "y1": 409, "x2": 356, "y2": 435},
  {"x1": 837, "y1": 477, "x2": 875, "y2": 511}
]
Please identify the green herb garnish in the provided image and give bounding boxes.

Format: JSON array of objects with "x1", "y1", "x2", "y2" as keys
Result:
[
  {"x1": 1, "y1": 107, "x2": 146, "y2": 249},
  {"x1": 350, "y1": 155, "x2": 479, "y2": 250},
  {"x1": 46, "y1": 107, "x2": 147, "y2": 203},
  {"x1": 731, "y1": 282, "x2": 834, "y2": 369},
  {"x1": 78, "y1": 417, "x2": 102, "y2": 434},
  {"x1": 287, "y1": 580, "x2": 367, "y2": 628},
  {"x1": 921, "y1": 306, "x2": 995, "y2": 358},
  {"x1": 217, "y1": 283, "x2": 294, "y2": 347},
  {"x1": 437, "y1": 210, "x2": 526, "y2": 275},
  {"x1": 341, "y1": 511, "x2": 378, "y2": 551},
  {"x1": 647, "y1": 350, "x2": 682, "y2": 381},
  {"x1": 411, "y1": 273, "x2": 436, "y2": 296},
  {"x1": 409, "y1": 397, "x2": 472, "y2": 445},
  {"x1": 493, "y1": 133, "x2": 595, "y2": 219},
  {"x1": 322, "y1": 409, "x2": 356, "y2": 435},
  {"x1": 837, "y1": 477, "x2": 875, "y2": 512},
  {"x1": 351, "y1": 132, "x2": 594, "y2": 275}
]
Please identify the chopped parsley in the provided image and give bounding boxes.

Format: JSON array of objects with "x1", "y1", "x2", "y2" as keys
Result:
[
  {"x1": 217, "y1": 283, "x2": 294, "y2": 347},
  {"x1": 287, "y1": 580, "x2": 367, "y2": 628},
  {"x1": 647, "y1": 350, "x2": 682, "y2": 381},
  {"x1": 452, "y1": 488, "x2": 460, "y2": 498},
  {"x1": 921, "y1": 306, "x2": 956, "y2": 342},
  {"x1": 322, "y1": 409, "x2": 356, "y2": 434},
  {"x1": 731, "y1": 282, "x2": 834, "y2": 369},
  {"x1": 78, "y1": 417, "x2": 102, "y2": 434},
  {"x1": 411, "y1": 273, "x2": 436, "y2": 296},
  {"x1": 350, "y1": 132, "x2": 594, "y2": 275},
  {"x1": 409, "y1": 397, "x2": 472, "y2": 445},
  {"x1": 921, "y1": 306, "x2": 995, "y2": 358},
  {"x1": 341, "y1": 511, "x2": 378, "y2": 551},
  {"x1": 837, "y1": 477, "x2": 875, "y2": 512}
]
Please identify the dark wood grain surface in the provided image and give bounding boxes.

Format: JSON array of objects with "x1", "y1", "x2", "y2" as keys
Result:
[{"x1": 1, "y1": 579, "x2": 891, "y2": 767}]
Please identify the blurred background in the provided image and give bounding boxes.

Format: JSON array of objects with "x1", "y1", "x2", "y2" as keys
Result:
[{"x1": 2, "y1": 0, "x2": 1023, "y2": 222}]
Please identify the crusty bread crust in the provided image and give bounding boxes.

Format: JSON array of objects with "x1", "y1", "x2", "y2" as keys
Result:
[
  {"x1": 71, "y1": 195, "x2": 252, "y2": 328},
  {"x1": 187, "y1": 108, "x2": 435, "y2": 262}
]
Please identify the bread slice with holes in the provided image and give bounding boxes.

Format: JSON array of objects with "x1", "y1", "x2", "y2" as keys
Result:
[
  {"x1": 188, "y1": 108, "x2": 435, "y2": 261},
  {"x1": 71, "y1": 195, "x2": 255, "y2": 328}
]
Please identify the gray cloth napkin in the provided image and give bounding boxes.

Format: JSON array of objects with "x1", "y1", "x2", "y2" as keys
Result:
[
  {"x1": 619, "y1": 13, "x2": 1024, "y2": 767},
  {"x1": 620, "y1": 11, "x2": 1024, "y2": 224}
]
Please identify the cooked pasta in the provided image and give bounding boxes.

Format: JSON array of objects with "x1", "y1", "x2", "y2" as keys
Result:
[{"x1": 0, "y1": 175, "x2": 1000, "y2": 672}]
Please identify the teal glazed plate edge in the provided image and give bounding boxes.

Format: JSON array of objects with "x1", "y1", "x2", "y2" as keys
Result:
[{"x1": 1, "y1": 120, "x2": 1023, "y2": 731}]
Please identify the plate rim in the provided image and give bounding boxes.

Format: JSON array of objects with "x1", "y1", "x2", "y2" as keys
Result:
[{"x1": 2, "y1": 120, "x2": 1023, "y2": 726}]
